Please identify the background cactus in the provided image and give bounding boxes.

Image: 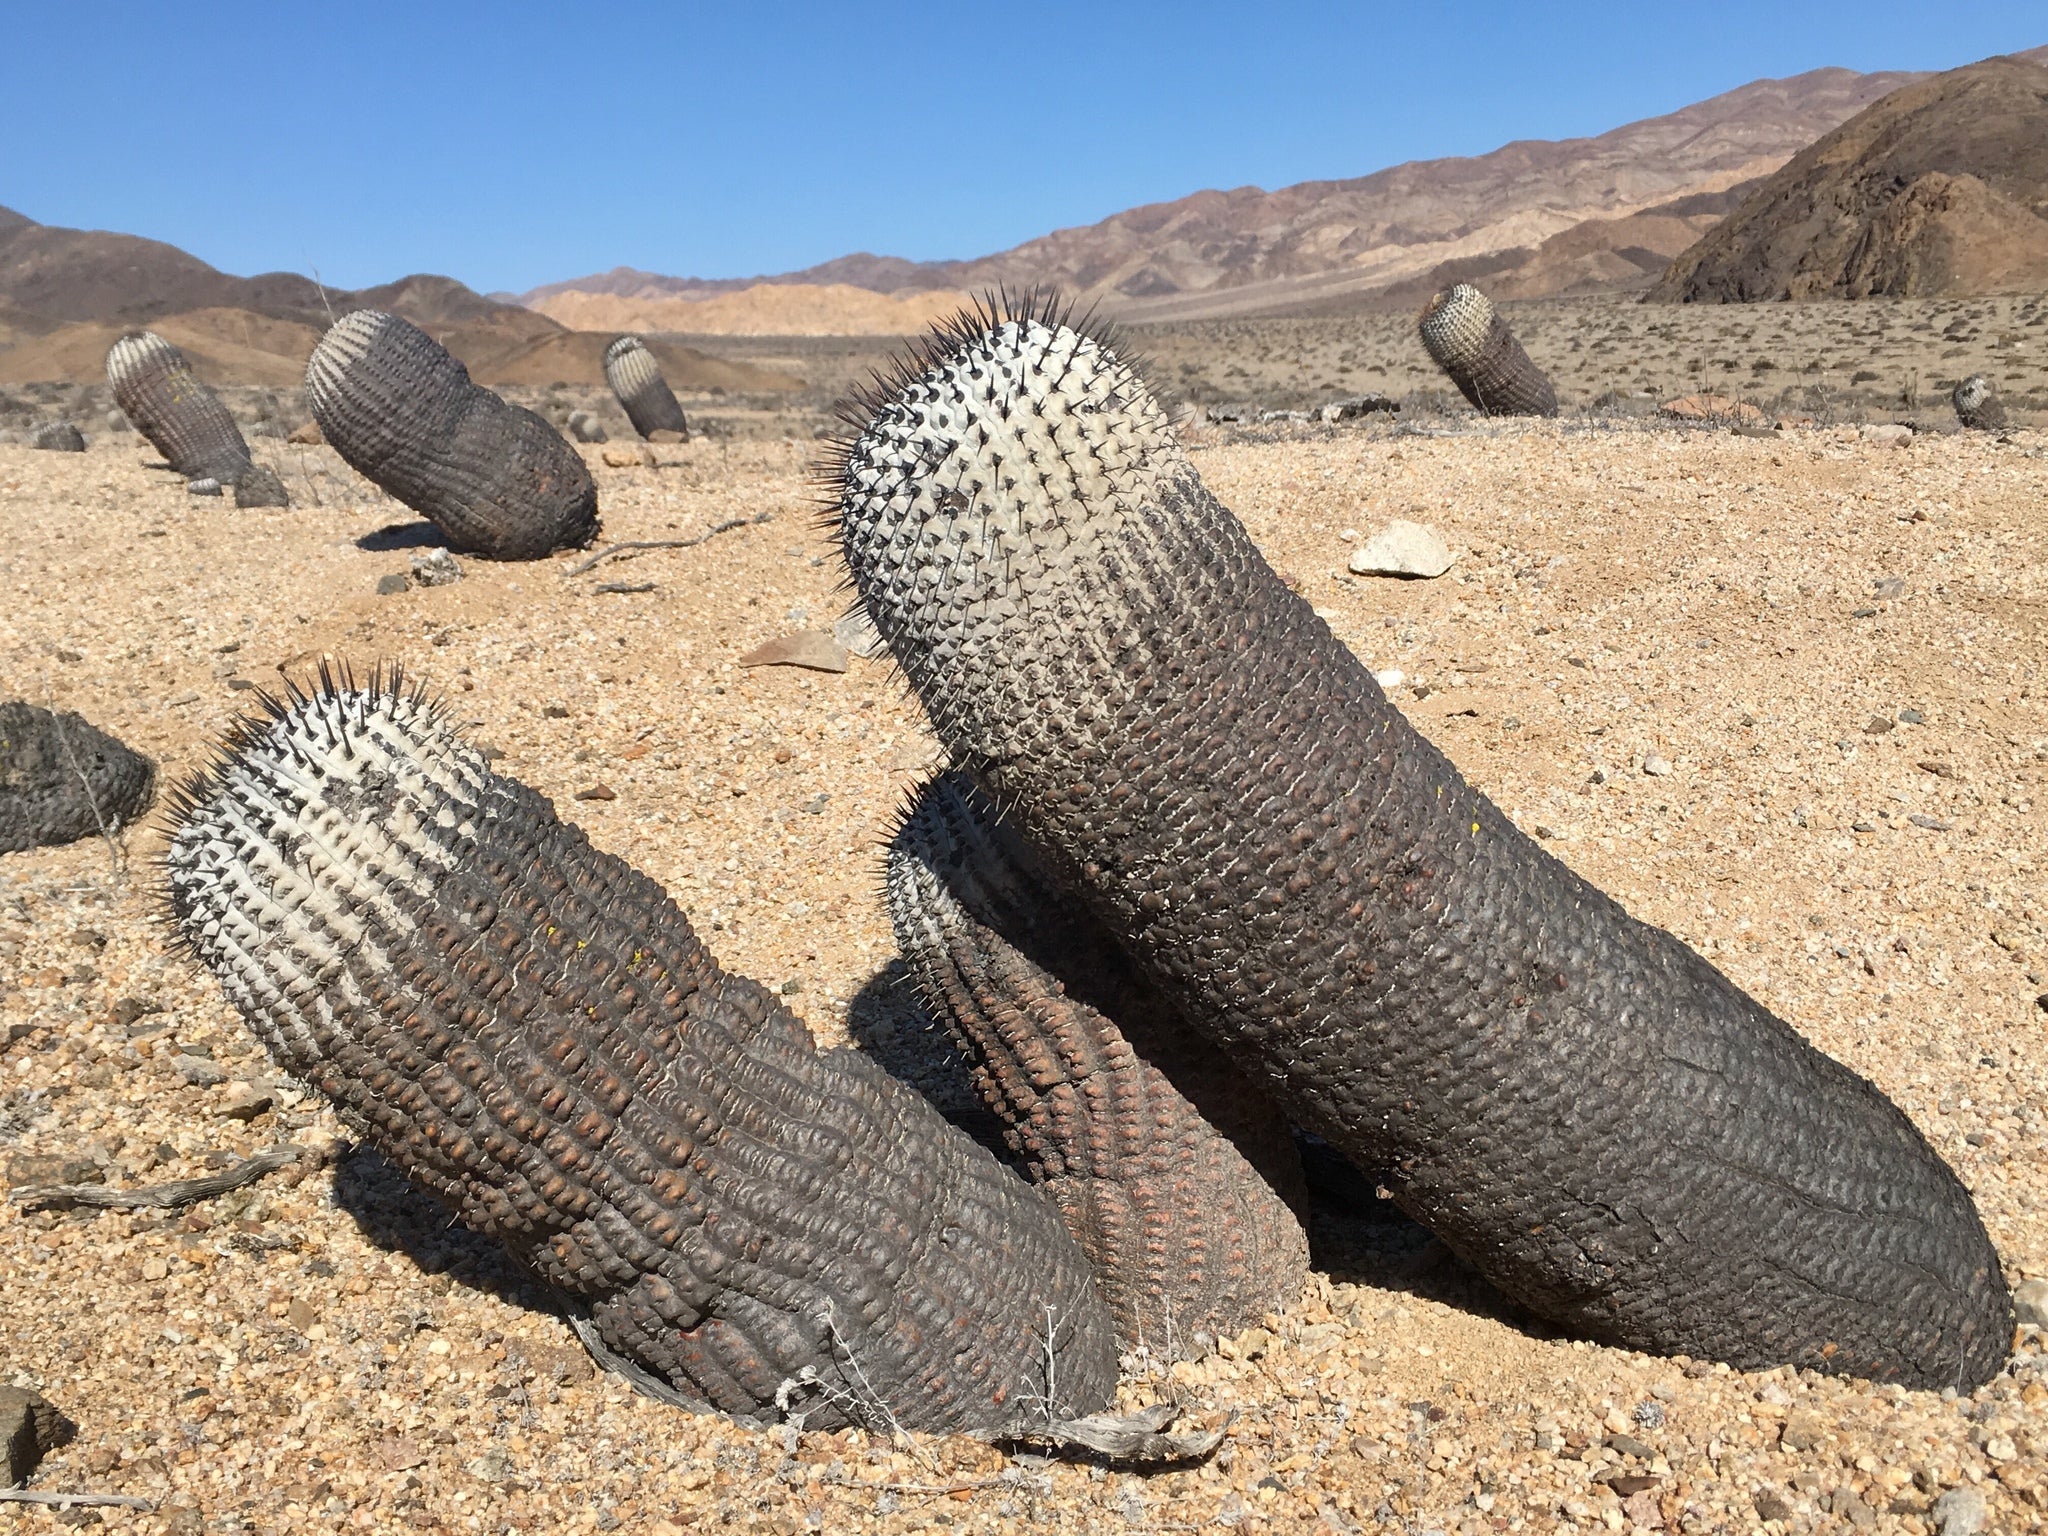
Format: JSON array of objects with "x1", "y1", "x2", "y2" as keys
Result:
[
  {"x1": 1951, "y1": 375, "x2": 2006, "y2": 431},
  {"x1": 1417, "y1": 284, "x2": 1558, "y2": 417},
  {"x1": 306, "y1": 312, "x2": 598, "y2": 561},
  {"x1": 831, "y1": 302, "x2": 2011, "y2": 1389},
  {"x1": 0, "y1": 701, "x2": 156, "y2": 853},
  {"x1": 164, "y1": 676, "x2": 1116, "y2": 1432},
  {"x1": 603, "y1": 335, "x2": 690, "y2": 440},
  {"x1": 106, "y1": 331, "x2": 254, "y2": 484},
  {"x1": 887, "y1": 770, "x2": 1309, "y2": 1353},
  {"x1": 31, "y1": 420, "x2": 84, "y2": 452},
  {"x1": 233, "y1": 464, "x2": 290, "y2": 508}
]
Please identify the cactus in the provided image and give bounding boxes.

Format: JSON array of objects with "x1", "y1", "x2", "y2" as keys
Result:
[
  {"x1": 887, "y1": 770, "x2": 1309, "y2": 1352},
  {"x1": 164, "y1": 675, "x2": 1116, "y2": 1431},
  {"x1": 0, "y1": 701, "x2": 156, "y2": 854},
  {"x1": 603, "y1": 336, "x2": 690, "y2": 440},
  {"x1": 830, "y1": 301, "x2": 2012, "y2": 1389},
  {"x1": 233, "y1": 464, "x2": 290, "y2": 509},
  {"x1": 306, "y1": 313, "x2": 599, "y2": 561},
  {"x1": 1417, "y1": 284, "x2": 1557, "y2": 418},
  {"x1": 1952, "y1": 375, "x2": 2006, "y2": 431},
  {"x1": 105, "y1": 331, "x2": 254, "y2": 484},
  {"x1": 31, "y1": 420, "x2": 84, "y2": 452}
]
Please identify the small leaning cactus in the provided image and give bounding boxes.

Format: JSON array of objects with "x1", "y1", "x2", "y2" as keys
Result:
[
  {"x1": 603, "y1": 335, "x2": 689, "y2": 440},
  {"x1": 105, "y1": 331, "x2": 254, "y2": 484},
  {"x1": 1417, "y1": 283, "x2": 1558, "y2": 417}
]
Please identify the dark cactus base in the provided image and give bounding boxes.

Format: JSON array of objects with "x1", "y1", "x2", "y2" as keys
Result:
[
  {"x1": 1418, "y1": 284, "x2": 1559, "y2": 418},
  {"x1": 234, "y1": 464, "x2": 290, "y2": 508},
  {"x1": 307, "y1": 312, "x2": 598, "y2": 561},
  {"x1": 165, "y1": 677, "x2": 1116, "y2": 1432},
  {"x1": 0, "y1": 701, "x2": 156, "y2": 854},
  {"x1": 887, "y1": 770, "x2": 1310, "y2": 1353},
  {"x1": 106, "y1": 330, "x2": 254, "y2": 484},
  {"x1": 833, "y1": 303, "x2": 2012, "y2": 1390}
]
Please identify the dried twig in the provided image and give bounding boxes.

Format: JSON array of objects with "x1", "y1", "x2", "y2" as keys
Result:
[
  {"x1": 993, "y1": 1402, "x2": 1233, "y2": 1463},
  {"x1": 11, "y1": 1144, "x2": 304, "y2": 1211},
  {"x1": 0, "y1": 1491, "x2": 155, "y2": 1510},
  {"x1": 563, "y1": 512, "x2": 774, "y2": 576}
]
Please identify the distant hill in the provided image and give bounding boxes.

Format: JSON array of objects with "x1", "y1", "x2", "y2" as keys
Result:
[
  {"x1": 0, "y1": 208, "x2": 799, "y2": 390},
  {"x1": 520, "y1": 63, "x2": 1929, "y2": 322},
  {"x1": 1652, "y1": 52, "x2": 2048, "y2": 301},
  {"x1": 525, "y1": 283, "x2": 974, "y2": 336}
]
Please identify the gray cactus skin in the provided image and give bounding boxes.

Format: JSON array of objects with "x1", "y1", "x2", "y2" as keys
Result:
[
  {"x1": 1952, "y1": 376, "x2": 2006, "y2": 431},
  {"x1": 307, "y1": 312, "x2": 598, "y2": 561},
  {"x1": 832, "y1": 302, "x2": 2011, "y2": 1389},
  {"x1": 603, "y1": 335, "x2": 690, "y2": 440},
  {"x1": 31, "y1": 420, "x2": 84, "y2": 452},
  {"x1": 106, "y1": 331, "x2": 254, "y2": 483},
  {"x1": 164, "y1": 676, "x2": 1116, "y2": 1432},
  {"x1": 887, "y1": 769, "x2": 1310, "y2": 1354},
  {"x1": 0, "y1": 701, "x2": 156, "y2": 854},
  {"x1": 1418, "y1": 284, "x2": 1558, "y2": 418}
]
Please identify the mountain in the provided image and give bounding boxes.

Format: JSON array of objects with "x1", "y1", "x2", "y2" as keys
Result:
[
  {"x1": 0, "y1": 207, "x2": 799, "y2": 391},
  {"x1": 1652, "y1": 52, "x2": 2048, "y2": 301},
  {"x1": 519, "y1": 63, "x2": 1928, "y2": 323}
]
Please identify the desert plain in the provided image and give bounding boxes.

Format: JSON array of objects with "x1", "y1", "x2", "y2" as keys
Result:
[{"x1": 1, "y1": 299, "x2": 2046, "y2": 1536}]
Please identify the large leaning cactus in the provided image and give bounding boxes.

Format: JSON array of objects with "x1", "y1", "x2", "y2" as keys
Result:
[
  {"x1": 1417, "y1": 284, "x2": 1557, "y2": 418},
  {"x1": 603, "y1": 335, "x2": 690, "y2": 440},
  {"x1": 164, "y1": 675, "x2": 1115, "y2": 1432},
  {"x1": 0, "y1": 701, "x2": 156, "y2": 854},
  {"x1": 1952, "y1": 375, "x2": 2006, "y2": 432},
  {"x1": 106, "y1": 331, "x2": 254, "y2": 484},
  {"x1": 831, "y1": 301, "x2": 2011, "y2": 1389},
  {"x1": 887, "y1": 770, "x2": 1309, "y2": 1353},
  {"x1": 306, "y1": 312, "x2": 599, "y2": 560}
]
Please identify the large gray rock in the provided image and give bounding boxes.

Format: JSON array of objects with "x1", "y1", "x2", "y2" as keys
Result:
[{"x1": 1347, "y1": 518, "x2": 1458, "y2": 579}]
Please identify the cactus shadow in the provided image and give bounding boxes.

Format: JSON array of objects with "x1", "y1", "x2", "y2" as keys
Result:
[
  {"x1": 356, "y1": 520, "x2": 447, "y2": 552},
  {"x1": 327, "y1": 1142, "x2": 559, "y2": 1316},
  {"x1": 845, "y1": 959, "x2": 1014, "y2": 1157}
]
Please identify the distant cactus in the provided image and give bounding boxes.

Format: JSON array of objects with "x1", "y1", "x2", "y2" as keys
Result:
[
  {"x1": 1, "y1": 701, "x2": 156, "y2": 854},
  {"x1": 164, "y1": 676, "x2": 1117, "y2": 1431},
  {"x1": 1952, "y1": 375, "x2": 2006, "y2": 431},
  {"x1": 233, "y1": 464, "x2": 290, "y2": 508},
  {"x1": 306, "y1": 312, "x2": 599, "y2": 560},
  {"x1": 888, "y1": 771, "x2": 1309, "y2": 1352},
  {"x1": 31, "y1": 421, "x2": 84, "y2": 452},
  {"x1": 1418, "y1": 284, "x2": 1558, "y2": 418},
  {"x1": 105, "y1": 331, "x2": 254, "y2": 484},
  {"x1": 603, "y1": 335, "x2": 690, "y2": 440},
  {"x1": 565, "y1": 409, "x2": 608, "y2": 444}
]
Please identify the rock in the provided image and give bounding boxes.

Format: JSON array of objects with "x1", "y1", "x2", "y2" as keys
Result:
[
  {"x1": 1861, "y1": 423, "x2": 1913, "y2": 447},
  {"x1": 1319, "y1": 394, "x2": 1398, "y2": 423},
  {"x1": 739, "y1": 630, "x2": 850, "y2": 673},
  {"x1": 7, "y1": 1153, "x2": 99, "y2": 1188},
  {"x1": 1779, "y1": 1408, "x2": 1826, "y2": 1450},
  {"x1": 574, "y1": 784, "x2": 617, "y2": 802},
  {"x1": 1371, "y1": 668, "x2": 1405, "y2": 691},
  {"x1": 186, "y1": 477, "x2": 223, "y2": 497},
  {"x1": 1873, "y1": 577, "x2": 1906, "y2": 598},
  {"x1": 410, "y1": 549, "x2": 462, "y2": 587},
  {"x1": 375, "y1": 572, "x2": 409, "y2": 596},
  {"x1": 647, "y1": 428, "x2": 687, "y2": 444},
  {"x1": 174, "y1": 1053, "x2": 228, "y2": 1088},
  {"x1": 832, "y1": 606, "x2": 888, "y2": 661},
  {"x1": 32, "y1": 421, "x2": 85, "y2": 452},
  {"x1": 601, "y1": 445, "x2": 653, "y2": 468},
  {"x1": 1346, "y1": 519, "x2": 1457, "y2": 580},
  {"x1": 286, "y1": 1298, "x2": 317, "y2": 1331},
  {"x1": 1642, "y1": 754, "x2": 1673, "y2": 777},
  {"x1": 104, "y1": 411, "x2": 130, "y2": 434},
  {"x1": 287, "y1": 420, "x2": 324, "y2": 445},
  {"x1": 1660, "y1": 394, "x2": 1766, "y2": 425},
  {"x1": 234, "y1": 464, "x2": 290, "y2": 508},
  {"x1": 1931, "y1": 1486, "x2": 1987, "y2": 1536},
  {"x1": 1752, "y1": 1488, "x2": 1795, "y2": 1523},
  {"x1": 565, "y1": 411, "x2": 608, "y2": 444},
  {"x1": 1, "y1": 1384, "x2": 70, "y2": 1485},
  {"x1": 1952, "y1": 375, "x2": 2006, "y2": 431},
  {"x1": 216, "y1": 1081, "x2": 276, "y2": 1121},
  {"x1": 2012, "y1": 1277, "x2": 2048, "y2": 1327}
]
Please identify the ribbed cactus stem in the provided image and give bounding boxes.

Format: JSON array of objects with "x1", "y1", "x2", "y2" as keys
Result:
[
  {"x1": 1952, "y1": 375, "x2": 2006, "y2": 431},
  {"x1": 831, "y1": 302, "x2": 2011, "y2": 1389},
  {"x1": 0, "y1": 701, "x2": 156, "y2": 854},
  {"x1": 106, "y1": 331, "x2": 253, "y2": 483},
  {"x1": 887, "y1": 770, "x2": 1309, "y2": 1353},
  {"x1": 306, "y1": 313, "x2": 599, "y2": 561},
  {"x1": 1417, "y1": 284, "x2": 1558, "y2": 418},
  {"x1": 603, "y1": 336, "x2": 690, "y2": 440},
  {"x1": 163, "y1": 675, "x2": 1115, "y2": 1432}
]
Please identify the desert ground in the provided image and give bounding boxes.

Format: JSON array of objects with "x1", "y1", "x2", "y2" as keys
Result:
[{"x1": 1, "y1": 310, "x2": 2046, "y2": 1535}]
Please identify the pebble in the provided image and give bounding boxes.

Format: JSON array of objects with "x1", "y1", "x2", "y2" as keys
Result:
[
  {"x1": 1931, "y1": 1485, "x2": 1987, "y2": 1536},
  {"x1": 566, "y1": 411, "x2": 608, "y2": 444},
  {"x1": 173, "y1": 1053, "x2": 227, "y2": 1088},
  {"x1": 186, "y1": 477, "x2": 223, "y2": 497},
  {"x1": 375, "y1": 572, "x2": 409, "y2": 596},
  {"x1": 233, "y1": 464, "x2": 290, "y2": 509},
  {"x1": 1899, "y1": 708, "x2": 1926, "y2": 724},
  {"x1": 1347, "y1": 519, "x2": 1456, "y2": 579},
  {"x1": 738, "y1": 630, "x2": 849, "y2": 673},
  {"x1": 1861, "y1": 423, "x2": 1913, "y2": 447},
  {"x1": 2012, "y1": 1278, "x2": 2048, "y2": 1327},
  {"x1": 410, "y1": 549, "x2": 462, "y2": 587},
  {"x1": 574, "y1": 783, "x2": 618, "y2": 802},
  {"x1": 1371, "y1": 668, "x2": 1405, "y2": 690},
  {"x1": 1642, "y1": 753, "x2": 1672, "y2": 776}
]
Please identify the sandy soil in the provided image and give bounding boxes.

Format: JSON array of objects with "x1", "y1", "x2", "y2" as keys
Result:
[{"x1": 1, "y1": 402, "x2": 2044, "y2": 1534}]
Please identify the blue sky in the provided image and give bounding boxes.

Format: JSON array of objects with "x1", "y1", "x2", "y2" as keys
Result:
[{"x1": 1, "y1": 2, "x2": 2039, "y2": 294}]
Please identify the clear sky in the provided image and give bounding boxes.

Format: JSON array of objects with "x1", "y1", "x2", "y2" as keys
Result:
[{"x1": 2, "y1": 1, "x2": 2039, "y2": 295}]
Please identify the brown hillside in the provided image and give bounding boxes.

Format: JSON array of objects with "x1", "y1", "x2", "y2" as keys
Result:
[
  {"x1": 1653, "y1": 54, "x2": 2048, "y2": 301},
  {"x1": 527, "y1": 284, "x2": 974, "y2": 336},
  {"x1": 0, "y1": 309, "x2": 324, "y2": 387}
]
